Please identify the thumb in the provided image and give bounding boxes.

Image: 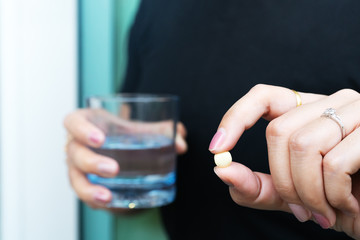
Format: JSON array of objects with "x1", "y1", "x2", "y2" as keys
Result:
[{"x1": 214, "y1": 162, "x2": 290, "y2": 212}]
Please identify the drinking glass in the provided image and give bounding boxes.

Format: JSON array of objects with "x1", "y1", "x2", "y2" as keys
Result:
[{"x1": 86, "y1": 93, "x2": 178, "y2": 209}]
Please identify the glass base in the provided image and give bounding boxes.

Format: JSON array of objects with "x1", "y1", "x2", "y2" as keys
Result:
[{"x1": 107, "y1": 186, "x2": 176, "y2": 209}]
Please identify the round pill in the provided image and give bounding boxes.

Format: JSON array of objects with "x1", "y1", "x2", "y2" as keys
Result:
[{"x1": 214, "y1": 151, "x2": 232, "y2": 168}]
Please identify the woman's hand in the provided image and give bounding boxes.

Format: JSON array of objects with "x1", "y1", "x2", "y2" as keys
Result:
[
  {"x1": 64, "y1": 109, "x2": 187, "y2": 210},
  {"x1": 209, "y1": 84, "x2": 360, "y2": 239}
]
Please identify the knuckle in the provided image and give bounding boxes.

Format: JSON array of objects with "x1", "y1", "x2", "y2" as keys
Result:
[
  {"x1": 322, "y1": 153, "x2": 342, "y2": 176},
  {"x1": 68, "y1": 168, "x2": 86, "y2": 201},
  {"x1": 64, "y1": 138, "x2": 73, "y2": 157},
  {"x1": 63, "y1": 111, "x2": 77, "y2": 129},
  {"x1": 266, "y1": 118, "x2": 290, "y2": 140},
  {"x1": 63, "y1": 113, "x2": 72, "y2": 128},
  {"x1": 302, "y1": 192, "x2": 322, "y2": 207},
  {"x1": 249, "y1": 84, "x2": 269, "y2": 95},
  {"x1": 327, "y1": 194, "x2": 346, "y2": 209},
  {"x1": 354, "y1": 99, "x2": 360, "y2": 110},
  {"x1": 274, "y1": 183, "x2": 298, "y2": 202},
  {"x1": 69, "y1": 143, "x2": 97, "y2": 171},
  {"x1": 66, "y1": 140, "x2": 77, "y2": 158},
  {"x1": 323, "y1": 155, "x2": 353, "y2": 209},
  {"x1": 335, "y1": 88, "x2": 359, "y2": 99},
  {"x1": 80, "y1": 156, "x2": 98, "y2": 172},
  {"x1": 289, "y1": 131, "x2": 312, "y2": 153},
  {"x1": 330, "y1": 195, "x2": 355, "y2": 214},
  {"x1": 68, "y1": 167, "x2": 75, "y2": 188},
  {"x1": 64, "y1": 109, "x2": 89, "y2": 131},
  {"x1": 76, "y1": 186, "x2": 91, "y2": 203},
  {"x1": 68, "y1": 167, "x2": 95, "y2": 203}
]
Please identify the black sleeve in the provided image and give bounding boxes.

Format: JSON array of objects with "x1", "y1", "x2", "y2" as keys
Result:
[{"x1": 119, "y1": 27, "x2": 140, "y2": 92}]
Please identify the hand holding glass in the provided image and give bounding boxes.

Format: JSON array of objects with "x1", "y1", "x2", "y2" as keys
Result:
[{"x1": 86, "y1": 94, "x2": 178, "y2": 209}]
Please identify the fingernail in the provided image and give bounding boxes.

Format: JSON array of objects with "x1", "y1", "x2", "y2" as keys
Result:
[
  {"x1": 93, "y1": 191, "x2": 110, "y2": 203},
  {"x1": 288, "y1": 204, "x2": 311, "y2": 222},
  {"x1": 98, "y1": 162, "x2": 118, "y2": 176},
  {"x1": 89, "y1": 132, "x2": 104, "y2": 144},
  {"x1": 213, "y1": 168, "x2": 233, "y2": 187},
  {"x1": 312, "y1": 212, "x2": 331, "y2": 229},
  {"x1": 209, "y1": 128, "x2": 226, "y2": 151}
]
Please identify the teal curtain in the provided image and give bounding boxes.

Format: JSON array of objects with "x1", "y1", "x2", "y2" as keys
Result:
[
  {"x1": 79, "y1": 0, "x2": 168, "y2": 239},
  {"x1": 79, "y1": 1, "x2": 115, "y2": 240}
]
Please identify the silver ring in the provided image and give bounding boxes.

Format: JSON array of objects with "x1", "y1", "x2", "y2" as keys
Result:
[{"x1": 321, "y1": 108, "x2": 346, "y2": 139}]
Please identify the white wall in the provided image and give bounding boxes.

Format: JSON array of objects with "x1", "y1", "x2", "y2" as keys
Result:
[{"x1": 0, "y1": 0, "x2": 78, "y2": 240}]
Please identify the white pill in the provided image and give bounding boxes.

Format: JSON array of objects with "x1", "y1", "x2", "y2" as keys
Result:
[{"x1": 214, "y1": 151, "x2": 232, "y2": 168}]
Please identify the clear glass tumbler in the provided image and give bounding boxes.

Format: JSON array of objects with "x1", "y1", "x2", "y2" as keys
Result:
[{"x1": 86, "y1": 94, "x2": 178, "y2": 209}]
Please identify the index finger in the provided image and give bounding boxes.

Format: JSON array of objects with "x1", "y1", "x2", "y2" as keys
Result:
[
  {"x1": 209, "y1": 84, "x2": 324, "y2": 153},
  {"x1": 63, "y1": 109, "x2": 105, "y2": 148}
]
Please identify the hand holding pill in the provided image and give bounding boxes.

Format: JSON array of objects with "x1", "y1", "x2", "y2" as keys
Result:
[{"x1": 214, "y1": 151, "x2": 232, "y2": 168}]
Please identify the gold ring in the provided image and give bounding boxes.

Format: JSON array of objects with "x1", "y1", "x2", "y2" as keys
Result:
[{"x1": 292, "y1": 90, "x2": 302, "y2": 107}]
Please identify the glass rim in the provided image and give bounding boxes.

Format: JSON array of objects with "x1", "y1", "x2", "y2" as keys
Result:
[{"x1": 87, "y1": 93, "x2": 179, "y2": 103}]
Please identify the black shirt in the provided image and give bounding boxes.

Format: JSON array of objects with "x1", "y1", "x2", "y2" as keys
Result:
[{"x1": 122, "y1": 0, "x2": 360, "y2": 239}]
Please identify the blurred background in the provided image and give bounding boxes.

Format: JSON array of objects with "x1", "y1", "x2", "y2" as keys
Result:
[{"x1": 0, "y1": 0, "x2": 165, "y2": 239}]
